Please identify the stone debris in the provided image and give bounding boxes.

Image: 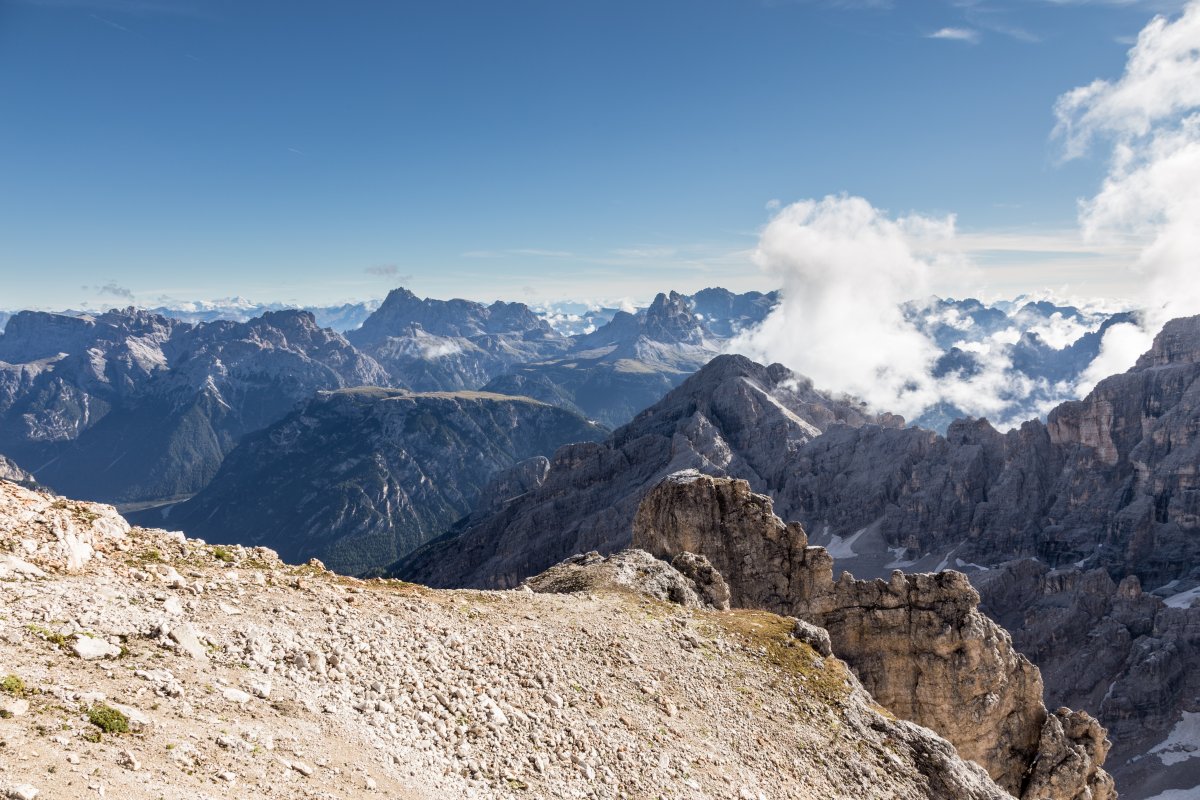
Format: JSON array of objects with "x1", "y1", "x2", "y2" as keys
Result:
[{"x1": 0, "y1": 479, "x2": 1014, "y2": 800}]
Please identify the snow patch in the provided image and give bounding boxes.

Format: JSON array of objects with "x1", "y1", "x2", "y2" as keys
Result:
[
  {"x1": 933, "y1": 546, "x2": 960, "y2": 573},
  {"x1": 1165, "y1": 585, "x2": 1200, "y2": 610},
  {"x1": 1142, "y1": 789, "x2": 1200, "y2": 800},
  {"x1": 739, "y1": 378, "x2": 821, "y2": 438},
  {"x1": 825, "y1": 527, "x2": 867, "y2": 560},
  {"x1": 1152, "y1": 712, "x2": 1200, "y2": 766},
  {"x1": 885, "y1": 547, "x2": 917, "y2": 570}
]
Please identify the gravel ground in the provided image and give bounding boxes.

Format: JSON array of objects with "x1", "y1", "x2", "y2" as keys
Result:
[{"x1": 0, "y1": 483, "x2": 1004, "y2": 800}]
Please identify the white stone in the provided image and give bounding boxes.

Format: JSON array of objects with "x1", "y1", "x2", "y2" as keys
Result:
[
  {"x1": 168, "y1": 624, "x2": 208, "y2": 660},
  {"x1": 72, "y1": 634, "x2": 121, "y2": 660},
  {"x1": 222, "y1": 687, "x2": 252, "y2": 704},
  {"x1": 0, "y1": 697, "x2": 30, "y2": 717}
]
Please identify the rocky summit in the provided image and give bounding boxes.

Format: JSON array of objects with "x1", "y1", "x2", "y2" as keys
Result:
[
  {"x1": 394, "y1": 354, "x2": 894, "y2": 588},
  {"x1": 0, "y1": 478, "x2": 1021, "y2": 800}
]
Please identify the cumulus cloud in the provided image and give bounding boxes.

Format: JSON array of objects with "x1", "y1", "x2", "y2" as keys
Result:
[
  {"x1": 726, "y1": 197, "x2": 1103, "y2": 428},
  {"x1": 728, "y1": 195, "x2": 953, "y2": 420},
  {"x1": 1056, "y1": 0, "x2": 1200, "y2": 387}
]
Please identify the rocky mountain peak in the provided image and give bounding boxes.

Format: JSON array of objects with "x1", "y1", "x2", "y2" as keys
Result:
[
  {"x1": 350, "y1": 287, "x2": 554, "y2": 345},
  {"x1": 1134, "y1": 313, "x2": 1200, "y2": 368},
  {"x1": 642, "y1": 290, "x2": 706, "y2": 345},
  {"x1": 0, "y1": 311, "x2": 98, "y2": 362}
]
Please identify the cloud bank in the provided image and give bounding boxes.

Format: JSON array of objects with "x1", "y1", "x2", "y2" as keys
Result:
[
  {"x1": 1057, "y1": 0, "x2": 1200, "y2": 388},
  {"x1": 727, "y1": 197, "x2": 1102, "y2": 428}
]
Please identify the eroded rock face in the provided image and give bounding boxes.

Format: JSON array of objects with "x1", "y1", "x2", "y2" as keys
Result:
[
  {"x1": 632, "y1": 472, "x2": 1114, "y2": 800},
  {"x1": 977, "y1": 557, "x2": 1200, "y2": 798},
  {"x1": 633, "y1": 470, "x2": 833, "y2": 610}
]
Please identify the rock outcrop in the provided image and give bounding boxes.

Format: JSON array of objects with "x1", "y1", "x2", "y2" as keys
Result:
[
  {"x1": 0, "y1": 480, "x2": 129, "y2": 577},
  {"x1": 0, "y1": 479, "x2": 1014, "y2": 800},
  {"x1": 523, "y1": 548, "x2": 731, "y2": 610},
  {"x1": 632, "y1": 472, "x2": 1114, "y2": 800},
  {"x1": 0, "y1": 454, "x2": 37, "y2": 488},
  {"x1": 633, "y1": 470, "x2": 834, "y2": 610}
]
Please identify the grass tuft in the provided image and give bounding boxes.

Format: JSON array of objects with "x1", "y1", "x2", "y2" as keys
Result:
[{"x1": 88, "y1": 703, "x2": 129, "y2": 734}]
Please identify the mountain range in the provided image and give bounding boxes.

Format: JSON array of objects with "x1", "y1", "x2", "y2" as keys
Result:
[
  {"x1": 0, "y1": 285, "x2": 1196, "y2": 797},
  {"x1": 0, "y1": 308, "x2": 388, "y2": 505}
]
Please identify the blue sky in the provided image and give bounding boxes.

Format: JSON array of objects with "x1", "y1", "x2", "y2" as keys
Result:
[{"x1": 0, "y1": 0, "x2": 1184, "y2": 310}]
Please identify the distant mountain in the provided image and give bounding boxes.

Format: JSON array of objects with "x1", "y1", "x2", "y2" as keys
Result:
[
  {"x1": 153, "y1": 387, "x2": 606, "y2": 574},
  {"x1": 144, "y1": 298, "x2": 381, "y2": 332},
  {"x1": 531, "y1": 301, "x2": 621, "y2": 335},
  {"x1": 346, "y1": 288, "x2": 571, "y2": 392},
  {"x1": 687, "y1": 287, "x2": 779, "y2": 337},
  {"x1": 0, "y1": 308, "x2": 389, "y2": 504},
  {"x1": 904, "y1": 296, "x2": 1127, "y2": 431},
  {"x1": 483, "y1": 289, "x2": 774, "y2": 428}
]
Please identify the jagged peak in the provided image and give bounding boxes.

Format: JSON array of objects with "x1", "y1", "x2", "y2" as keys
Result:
[{"x1": 380, "y1": 286, "x2": 421, "y2": 305}]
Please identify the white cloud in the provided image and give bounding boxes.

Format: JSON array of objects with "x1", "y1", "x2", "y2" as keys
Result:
[
  {"x1": 928, "y1": 27, "x2": 981, "y2": 43},
  {"x1": 728, "y1": 195, "x2": 953, "y2": 420},
  {"x1": 1055, "y1": 0, "x2": 1200, "y2": 387},
  {"x1": 725, "y1": 197, "x2": 1117, "y2": 428}
]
